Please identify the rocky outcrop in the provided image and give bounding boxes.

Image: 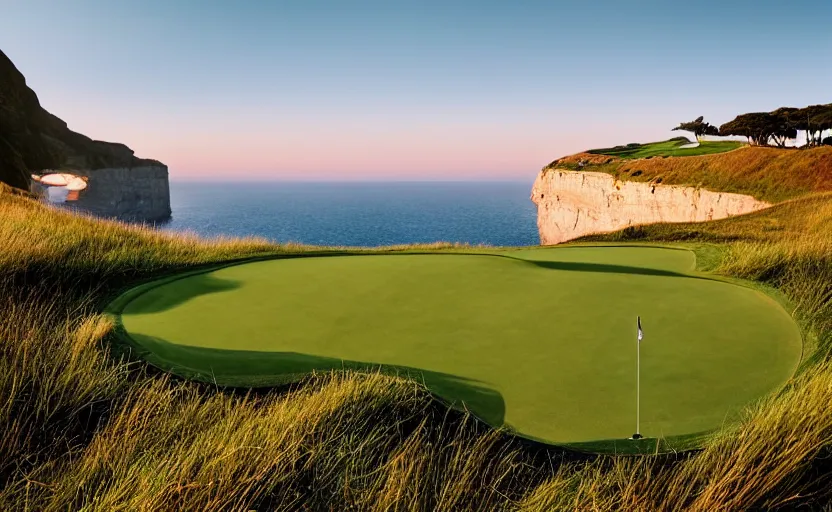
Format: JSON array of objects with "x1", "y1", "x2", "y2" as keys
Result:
[
  {"x1": 1, "y1": 49, "x2": 170, "y2": 221},
  {"x1": 531, "y1": 169, "x2": 770, "y2": 245}
]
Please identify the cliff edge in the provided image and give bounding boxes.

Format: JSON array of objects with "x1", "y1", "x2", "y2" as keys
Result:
[
  {"x1": 531, "y1": 169, "x2": 769, "y2": 245},
  {"x1": 532, "y1": 144, "x2": 832, "y2": 245},
  {"x1": 0, "y1": 49, "x2": 170, "y2": 221}
]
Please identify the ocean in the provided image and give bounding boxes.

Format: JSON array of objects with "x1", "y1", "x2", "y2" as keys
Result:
[{"x1": 159, "y1": 181, "x2": 540, "y2": 247}]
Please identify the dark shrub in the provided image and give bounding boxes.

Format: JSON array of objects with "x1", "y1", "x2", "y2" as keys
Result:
[{"x1": 620, "y1": 226, "x2": 647, "y2": 240}]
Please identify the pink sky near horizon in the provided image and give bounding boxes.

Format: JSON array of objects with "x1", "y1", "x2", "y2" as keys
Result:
[
  {"x1": 49, "y1": 99, "x2": 680, "y2": 181},
  {"x1": 20, "y1": 63, "x2": 686, "y2": 182}
]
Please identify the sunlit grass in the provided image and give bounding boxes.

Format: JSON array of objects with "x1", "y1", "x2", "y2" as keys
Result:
[{"x1": 0, "y1": 182, "x2": 831, "y2": 510}]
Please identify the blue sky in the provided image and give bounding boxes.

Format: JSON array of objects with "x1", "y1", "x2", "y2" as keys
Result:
[{"x1": 2, "y1": 0, "x2": 830, "y2": 180}]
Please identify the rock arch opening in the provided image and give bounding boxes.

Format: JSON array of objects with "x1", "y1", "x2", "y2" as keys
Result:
[{"x1": 32, "y1": 172, "x2": 88, "y2": 202}]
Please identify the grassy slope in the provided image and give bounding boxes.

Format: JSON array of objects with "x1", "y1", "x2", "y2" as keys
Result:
[
  {"x1": 1, "y1": 177, "x2": 831, "y2": 510},
  {"x1": 547, "y1": 144, "x2": 832, "y2": 203}
]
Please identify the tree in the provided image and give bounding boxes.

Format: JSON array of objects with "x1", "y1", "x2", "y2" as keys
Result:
[
  {"x1": 719, "y1": 104, "x2": 832, "y2": 147},
  {"x1": 719, "y1": 112, "x2": 796, "y2": 147},
  {"x1": 814, "y1": 107, "x2": 832, "y2": 145},
  {"x1": 769, "y1": 108, "x2": 800, "y2": 148},
  {"x1": 672, "y1": 116, "x2": 720, "y2": 141},
  {"x1": 790, "y1": 104, "x2": 832, "y2": 146}
]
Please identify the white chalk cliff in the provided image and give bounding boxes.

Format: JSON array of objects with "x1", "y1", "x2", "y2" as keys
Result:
[{"x1": 530, "y1": 169, "x2": 770, "y2": 245}]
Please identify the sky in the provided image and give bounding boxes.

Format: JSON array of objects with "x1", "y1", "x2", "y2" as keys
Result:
[{"x1": 2, "y1": 0, "x2": 830, "y2": 181}]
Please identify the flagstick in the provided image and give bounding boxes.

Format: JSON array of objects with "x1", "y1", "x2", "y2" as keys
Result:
[
  {"x1": 636, "y1": 335, "x2": 641, "y2": 438},
  {"x1": 632, "y1": 316, "x2": 643, "y2": 440}
]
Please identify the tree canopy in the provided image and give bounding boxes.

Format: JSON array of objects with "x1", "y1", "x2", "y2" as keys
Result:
[
  {"x1": 790, "y1": 104, "x2": 832, "y2": 146},
  {"x1": 719, "y1": 112, "x2": 797, "y2": 147},
  {"x1": 673, "y1": 104, "x2": 832, "y2": 148},
  {"x1": 672, "y1": 116, "x2": 719, "y2": 141}
]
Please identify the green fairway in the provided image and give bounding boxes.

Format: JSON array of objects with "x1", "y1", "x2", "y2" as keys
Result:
[
  {"x1": 587, "y1": 138, "x2": 744, "y2": 159},
  {"x1": 112, "y1": 246, "x2": 801, "y2": 447}
]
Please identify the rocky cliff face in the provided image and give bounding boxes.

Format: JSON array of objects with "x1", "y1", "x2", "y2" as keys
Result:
[
  {"x1": 1, "y1": 49, "x2": 170, "y2": 221},
  {"x1": 531, "y1": 169, "x2": 770, "y2": 245},
  {"x1": 66, "y1": 167, "x2": 171, "y2": 222}
]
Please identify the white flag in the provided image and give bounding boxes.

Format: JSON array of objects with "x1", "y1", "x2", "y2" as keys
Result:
[{"x1": 638, "y1": 316, "x2": 644, "y2": 342}]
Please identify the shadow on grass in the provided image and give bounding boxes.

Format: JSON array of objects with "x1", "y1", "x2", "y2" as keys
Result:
[
  {"x1": 123, "y1": 273, "x2": 243, "y2": 314},
  {"x1": 120, "y1": 249, "x2": 710, "y2": 317},
  {"x1": 112, "y1": 327, "x2": 712, "y2": 455},
  {"x1": 127, "y1": 332, "x2": 506, "y2": 428},
  {"x1": 515, "y1": 258, "x2": 708, "y2": 280}
]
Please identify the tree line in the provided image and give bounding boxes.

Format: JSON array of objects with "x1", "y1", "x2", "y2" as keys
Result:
[{"x1": 673, "y1": 103, "x2": 832, "y2": 148}]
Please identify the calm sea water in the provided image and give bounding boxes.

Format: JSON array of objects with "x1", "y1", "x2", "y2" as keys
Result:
[{"x1": 160, "y1": 181, "x2": 540, "y2": 247}]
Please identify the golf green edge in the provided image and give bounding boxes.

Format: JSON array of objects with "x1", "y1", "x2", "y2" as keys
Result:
[{"x1": 105, "y1": 244, "x2": 804, "y2": 455}]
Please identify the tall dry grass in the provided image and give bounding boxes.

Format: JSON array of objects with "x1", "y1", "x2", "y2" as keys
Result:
[
  {"x1": 720, "y1": 197, "x2": 832, "y2": 338},
  {"x1": 1, "y1": 185, "x2": 832, "y2": 510},
  {"x1": 0, "y1": 296, "x2": 543, "y2": 511}
]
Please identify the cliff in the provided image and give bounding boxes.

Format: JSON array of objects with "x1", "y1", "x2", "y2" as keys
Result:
[
  {"x1": 63, "y1": 167, "x2": 171, "y2": 222},
  {"x1": 546, "y1": 146, "x2": 832, "y2": 204},
  {"x1": 0, "y1": 49, "x2": 170, "y2": 221},
  {"x1": 532, "y1": 143, "x2": 832, "y2": 245},
  {"x1": 531, "y1": 170, "x2": 771, "y2": 245},
  {"x1": 530, "y1": 169, "x2": 769, "y2": 245}
]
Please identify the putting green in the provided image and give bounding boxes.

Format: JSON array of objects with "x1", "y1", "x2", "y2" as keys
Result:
[{"x1": 112, "y1": 246, "x2": 801, "y2": 447}]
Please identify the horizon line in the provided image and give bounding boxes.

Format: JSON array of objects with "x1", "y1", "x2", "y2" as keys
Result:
[{"x1": 168, "y1": 177, "x2": 537, "y2": 183}]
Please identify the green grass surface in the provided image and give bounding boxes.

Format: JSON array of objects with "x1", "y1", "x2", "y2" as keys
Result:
[
  {"x1": 112, "y1": 246, "x2": 801, "y2": 448},
  {"x1": 587, "y1": 138, "x2": 744, "y2": 159}
]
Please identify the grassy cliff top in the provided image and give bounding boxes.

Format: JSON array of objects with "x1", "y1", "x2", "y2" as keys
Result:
[
  {"x1": 545, "y1": 142, "x2": 832, "y2": 204},
  {"x1": 586, "y1": 137, "x2": 744, "y2": 159}
]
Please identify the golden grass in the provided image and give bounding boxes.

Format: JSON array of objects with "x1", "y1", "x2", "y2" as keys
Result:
[
  {"x1": 1, "y1": 184, "x2": 831, "y2": 510},
  {"x1": 581, "y1": 192, "x2": 832, "y2": 243}
]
